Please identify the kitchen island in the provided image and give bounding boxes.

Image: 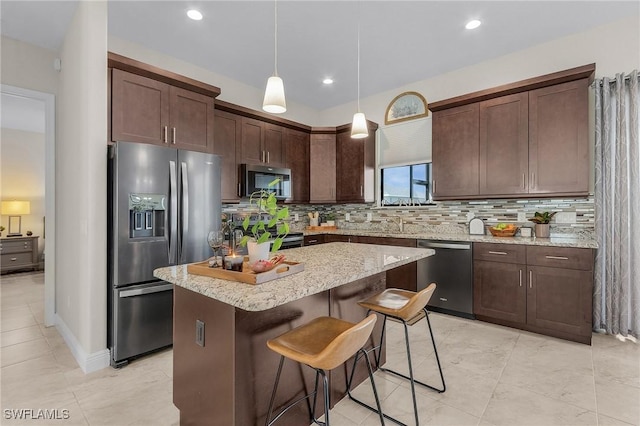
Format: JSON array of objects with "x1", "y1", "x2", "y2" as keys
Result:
[{"x1": 154, "y1": 242, "x2": 434, "y2": 426}]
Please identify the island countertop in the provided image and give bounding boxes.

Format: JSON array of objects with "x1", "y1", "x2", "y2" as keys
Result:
[{"x1": 154, "y1": 242, "x2": 434, "y2": 312}]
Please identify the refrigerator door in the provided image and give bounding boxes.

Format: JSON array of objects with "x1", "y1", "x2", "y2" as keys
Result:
[
  {"x1": 178, "y1": 150, "x2": 221, "y2": 264},
  {"x1": 112, "y1": 142, "x2": 177, "y2": 286}
]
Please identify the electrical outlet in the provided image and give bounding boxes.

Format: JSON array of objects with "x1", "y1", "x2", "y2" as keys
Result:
[
  {"x1": 517, "y1": 212, "x2": 526, "y2": 222},
  {"x1": 294, "y1": 213, "x2": 299, "y2": 221},
  {"x1": 366, "y1": 212, "x2": 372, "y2": 222},
  {"x1": 345, "y1": 213, "x2": 350, "y2": 221}
]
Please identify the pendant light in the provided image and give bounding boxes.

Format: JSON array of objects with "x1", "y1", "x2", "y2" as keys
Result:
[
  {"x1": 351, "y1": 8, "x2": 368, "y2": 139},
  {"x1": 263, "y1": 0, "x2": 286, "y2": 113}
]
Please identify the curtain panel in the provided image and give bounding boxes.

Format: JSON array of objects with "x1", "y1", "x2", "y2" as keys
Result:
[{"x1": 593, "y1": 70, "x2": 640, "y2": 339}]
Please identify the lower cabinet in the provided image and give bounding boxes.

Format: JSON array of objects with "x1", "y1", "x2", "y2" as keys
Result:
[{"x1": 474, "y1": 242, "x2": 594, "y2": 344}]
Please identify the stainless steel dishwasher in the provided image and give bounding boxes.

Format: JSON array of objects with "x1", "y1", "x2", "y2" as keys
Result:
[{"x1": 417, "y1": 240, "x2": 474, "y2": 319}]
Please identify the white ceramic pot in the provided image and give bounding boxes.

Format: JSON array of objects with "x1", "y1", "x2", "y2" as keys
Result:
[
  {"x1": 247, "y1": 240, "x2": 270, "y2": 263},
  {"x1": 535, "y1": 223, "x2": 550, "y2": 238}
]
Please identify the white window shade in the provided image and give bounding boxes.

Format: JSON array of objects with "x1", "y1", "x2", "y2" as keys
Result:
[{"x1": 378, "y1": 116, "x2": 432, "y2": 167}]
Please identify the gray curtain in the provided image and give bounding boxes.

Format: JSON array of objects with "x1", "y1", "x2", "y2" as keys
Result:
[{"x1": 594, "y1": 70, "x2": 640, "y2": 338}]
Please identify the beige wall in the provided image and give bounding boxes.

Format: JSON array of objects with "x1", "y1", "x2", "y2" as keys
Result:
[
  {"x1": 1, "y1": 36, "x2": 59, "y2": 95},
  {"x1": 56, "y1": 0, "x2": 108, "y2": 368},
  {"x1": 319, "y1": 16, "x2": 640, "y2": 126},
  {"x1": 108, "y1": 36, "x2": 320, "y2": 126},
  {"x1": 0, "y1": 128, "x2": 46, "y2": 258}
]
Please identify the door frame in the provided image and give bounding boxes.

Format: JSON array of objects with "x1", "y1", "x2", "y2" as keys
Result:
[{"x1": 1, "y1": 84, "x2": 56, "y2": 326}]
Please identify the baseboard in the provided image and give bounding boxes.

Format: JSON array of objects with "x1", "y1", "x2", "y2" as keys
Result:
[{"x1": 54, "y1": 315, "x2": 110, "y2": 373}]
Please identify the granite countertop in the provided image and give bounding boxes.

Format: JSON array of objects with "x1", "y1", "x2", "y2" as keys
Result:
[
  {"x1": 303, "y1": 229, "x2": 598, "y2": 249},
  {"x1": 153, "y1": 242, "x2": 434, "y2": 312}
]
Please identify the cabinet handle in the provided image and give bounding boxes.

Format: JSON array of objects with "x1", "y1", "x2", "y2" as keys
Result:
[
  {"x1": 545, "y1": 255, "x2": 569, "y2": 260},
  {"x1": 522, "y1": 173, "x2": 526, "y2": 189},
  {"x1": 488, "y1": 251, "x2": 508, "y2": 255},
  {"x1": 308, "y1": 239, "x2": 318, "y2": 243},
  {"x1": 238, "y1": 183, "x2": 241, "y2": 197},
  {"x1": 529, "y1": 270, "x2": 532, "y2": 288},
  {"x1": 361, "y1": 185, "x2": 363, "y2": 196},
  {"x1": 531, "y1": 173, "x2": 535, "y2": 188},
  {"x1": 433, "y1": 180, "x2": 436, "y2": 194},
  {"x1": 11, "y1": 257, "x2": 17, "y2": 261},
  {"x1": 519, "y1": 269, "x2": 522, "y2": 287},
  {"x1": 267, "y1": 151, "x2": 270, "y2": 163},
  {"x1": 172, "y1": 127, "x2": 177, "y2": 144},
  {"x1": 163, "y1": 126, "x2": 168, "y2": 143}
]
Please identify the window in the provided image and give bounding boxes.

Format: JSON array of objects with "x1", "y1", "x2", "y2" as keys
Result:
[{"x1": 381, "y1": 163, "x2": 432, "y2": 206}]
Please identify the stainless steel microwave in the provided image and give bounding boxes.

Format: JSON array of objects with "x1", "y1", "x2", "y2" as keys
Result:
[{"x1": 239, "y1": 164, "x2": 291, "y2": 200}]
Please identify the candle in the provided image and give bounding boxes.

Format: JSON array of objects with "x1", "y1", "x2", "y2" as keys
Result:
[{"x1": 224, "y1": 253, "x2": 244, "y2": 272}]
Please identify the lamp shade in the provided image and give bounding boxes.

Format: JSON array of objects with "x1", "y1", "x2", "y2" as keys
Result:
[
  {"x1": 1, "y1": 200, "x2": 31, "y2": 215},
  {"x1": 351, "y1": 112, "x2": 369, "y2": 139},
  {"x1": 263, "y1": 76, "x2": 287, "y2": 113}
]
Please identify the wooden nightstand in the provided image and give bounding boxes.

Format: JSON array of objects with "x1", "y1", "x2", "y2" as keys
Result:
[{"x1": 0, "y1": 236, "x2": 39, "y2": 274}]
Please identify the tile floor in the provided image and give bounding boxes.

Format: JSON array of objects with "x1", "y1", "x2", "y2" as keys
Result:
[{"x1": 1, "y1": 271, "x2": 639, "y2": 426}]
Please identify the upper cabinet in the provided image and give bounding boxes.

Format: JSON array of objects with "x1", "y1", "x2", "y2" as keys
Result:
[
  {"x1": 285, "y1": 128, "x2": 310, "y2": 203},
  {"x1": 335, "y1": 123, "x2": 377, "y2": 203},
  {"x1": 430, "y1": 64, "x2": 594, "y2": 200},
  {"x1": 239, "y1": 118, "x2": 285, "y2": 167},
  {"x1": 109, "y1": 53, "x2": 219, "y2": 154},
  {"x1": 309, "y1": 133, "x2": 337, "y2": 203},
  {"x1": 213, "y1": 109, "x2": 242, "y2": 202}
]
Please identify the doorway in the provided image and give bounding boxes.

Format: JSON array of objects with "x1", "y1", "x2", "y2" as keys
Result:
[{"x1": 1, "y1": 84, "x2": 55, "y2": 326}]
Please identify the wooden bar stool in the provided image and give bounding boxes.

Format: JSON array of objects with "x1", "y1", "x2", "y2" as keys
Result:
[
  {"x1": 265, "y1": 314, "x2": 385, "y2": 426},
  {"x1": 351, "y1": 283, "x2": 445, "y2": 426}
]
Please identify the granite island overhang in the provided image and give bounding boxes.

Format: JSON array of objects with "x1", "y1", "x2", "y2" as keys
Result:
[{"x1": 154, "y1": 242, "x2": 434, "y2": 426}]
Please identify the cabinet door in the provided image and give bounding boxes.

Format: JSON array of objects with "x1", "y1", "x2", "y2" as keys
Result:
[
  {"x1": 111, "y1": 69, "x2": 169, "y2": 145},
  {"x1": 310, "y1": 134, "x2": 336, "y2": 203},
  {"x1": 169, "y1": 86, "x2": 214, "y2": 153},
  {"x1": 240, "y1": 117, "x2": 264, "y2": 165},
  {"x1": 432, "y1": 103, "x2": 480, "y2": 198},
  {"x1": 529, "y1": 79, "x2": 589, "y2": 195},
  {"x1": 336, "y1": 131, "x2": 365, "y2": 202},
  {"x1": 473, "y1": 260, "x2": 526, "y2": 324},
  {"x1": 264, "y1": 123, "x2": 285, "y2": 167},
  {"x1": 286, "y1": 129, "x2": 310, "y2": 202},
  {"x1": 479, "y1": 93, "x2": 529, "y2": 196},
  {"x1": 213, "y1": 110, "x2": 241, "y2": 202},
  {"x1": 303, "y1": 235, "x2": 325, "y2": 246},
  {"x1": 527, "y1": 266, "x2": 592, "y2": 337}
]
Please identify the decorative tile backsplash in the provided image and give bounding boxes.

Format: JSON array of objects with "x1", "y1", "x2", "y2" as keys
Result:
[{"x1": 223, "y1": 197, "x2": 595, "y2": 238}]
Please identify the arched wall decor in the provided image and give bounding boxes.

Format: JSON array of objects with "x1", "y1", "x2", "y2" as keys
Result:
[{"x1": 384, "y1": 91, "x2": 429, "y2": 125}]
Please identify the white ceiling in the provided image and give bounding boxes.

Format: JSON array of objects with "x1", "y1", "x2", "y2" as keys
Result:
[{"x1": 1, "y1": 1, "x2": 638, "y2": 111}]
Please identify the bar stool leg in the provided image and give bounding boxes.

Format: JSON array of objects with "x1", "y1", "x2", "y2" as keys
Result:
[
  {"x1": 424, "y1": 308, "x2": 446, "y2": 393},
  {"x1": 346, "y1": 349, "x2": 387, "y2": 425},
  {"x1": 402, "y1": 320, "x2": 419, "y2": 426},
  {"x1": 265, "y1": 356, "x2": 285, "y2": 426}
]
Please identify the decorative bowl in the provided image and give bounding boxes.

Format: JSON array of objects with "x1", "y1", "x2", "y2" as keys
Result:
[{"x1": 488, "y1": 226, "x2": 519, "y2": 237}]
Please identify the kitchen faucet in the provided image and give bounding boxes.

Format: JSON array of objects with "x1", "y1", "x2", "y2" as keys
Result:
[{"x1": 389, "y1": 216, "x2": 405, "y2": 233}]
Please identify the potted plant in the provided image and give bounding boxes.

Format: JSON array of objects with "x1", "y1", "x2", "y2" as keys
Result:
[
  {"x1": 528, "y1": 211, "x2": 557, "y2": 238},
  {"x1": 239, "y1": 178, "x2": 289, "y2": 262},
  {"x1": 324, "y1": 212, "x2": 336, "y2": 227}
]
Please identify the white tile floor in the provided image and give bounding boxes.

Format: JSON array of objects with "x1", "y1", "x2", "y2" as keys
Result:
[{"x1": 1, "y1": 271, "x2": 639, "y2": 426}]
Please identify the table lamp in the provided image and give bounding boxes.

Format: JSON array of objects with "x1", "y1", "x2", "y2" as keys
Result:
[{"x1": 1, "y1": 200, "x2": 31, "y2": 237}]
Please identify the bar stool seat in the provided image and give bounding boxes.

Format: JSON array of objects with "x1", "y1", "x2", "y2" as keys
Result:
[
  {"x1": 351, "y1": 283, "x2": 445, "y2": 426},
  {"x1": 265, "y1": 314, "x2": 385, "y2": 426}
]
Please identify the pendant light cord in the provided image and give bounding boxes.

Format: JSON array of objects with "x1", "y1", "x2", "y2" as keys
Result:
[
  {"x1": 274, "y1": 0, "x2": 278, "y2": 77},
  {"x1": 357, "y1": 19, "x2": 361, "y2": 112}
]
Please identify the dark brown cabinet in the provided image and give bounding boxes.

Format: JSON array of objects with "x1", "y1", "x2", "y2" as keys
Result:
[
  {"x1": 528, "y1": 79, "x2": 589, "y2": 196},
  {"x1": 432, "y1": 103, "x2": 480, "y2": 198},
  {"x1": 431, "y1": 65, "x2": 594, "y2": 200},
  {"x1": 336, "y1": 127, "x2": 375, "y2": 203},
  {"x1": 285, "y1": 129, "x2": 310, "y2": 202},
  {"x1": 240, "y1": 118, "x2": 285, "y2": 167},
  {"x1": 474, "y1": 242, "x2": 593, "y2": 344},
  {"x1": 310, "y1": 133, "x2": 337, "y2": 203},
  {"x1": 213, "y1": 109, "x2": 242, "y2": 202},
  {"x1": 111, "y1": 69, "x2": 214, "y2": 153},
  {"x1": 479, "y1": 93, "x2": 529, "y2": 196}
]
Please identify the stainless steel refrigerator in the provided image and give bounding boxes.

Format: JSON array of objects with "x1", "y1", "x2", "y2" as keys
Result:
[{"x1": 108, "y1": 141, "x2": 221, "y2": 367}]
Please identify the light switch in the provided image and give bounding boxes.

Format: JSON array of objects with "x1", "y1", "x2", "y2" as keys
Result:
[
  {"x1": 345, "y1": 213, "x2": 350, "y2": 221},
  {"x1": 366, "y1": 212, "x2": 372, "y2": 222},
  {"x1": 294, "y1": 213, "x2": 299, "y2": 221}
]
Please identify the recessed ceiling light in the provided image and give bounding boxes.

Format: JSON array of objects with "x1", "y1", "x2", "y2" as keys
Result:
[
  {"x1": 322, "y1": 78, "x2": 334, "y2": 85},
  {"x1": 465, "y1": 19, "x2": 481, "y2": 30},
  {"x1": 187, "y1": 9, "x2": 203, "y2": 21}
]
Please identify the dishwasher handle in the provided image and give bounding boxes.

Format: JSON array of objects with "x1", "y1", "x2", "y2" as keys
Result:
[{"x1": 418, "y1": 241, "x2": 471, "y2": 250}]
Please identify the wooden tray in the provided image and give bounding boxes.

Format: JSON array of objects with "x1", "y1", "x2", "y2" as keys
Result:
[
  {"x1": 187, "y1": 258, "x2": 304, "y2": 285},
  {"x1": 306, "y1": 225, "x2": 337, "y2": 231}
]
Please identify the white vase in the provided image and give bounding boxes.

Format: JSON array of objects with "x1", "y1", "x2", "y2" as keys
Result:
[
  {"x1": 535, "y1": 223, "x2": 551, "y2": 238},
  {"x1": 247, "y1": 240, "x2": 270, "y2": 264}
]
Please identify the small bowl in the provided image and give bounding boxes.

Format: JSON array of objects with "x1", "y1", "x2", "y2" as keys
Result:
[{"x1": 488, "y1": 226, "x2": 519, "y2": 237}]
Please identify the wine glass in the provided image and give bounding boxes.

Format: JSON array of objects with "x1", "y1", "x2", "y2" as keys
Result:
[{"x1": 207, "y1": 230, "x2": 224, "y2": 267}]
